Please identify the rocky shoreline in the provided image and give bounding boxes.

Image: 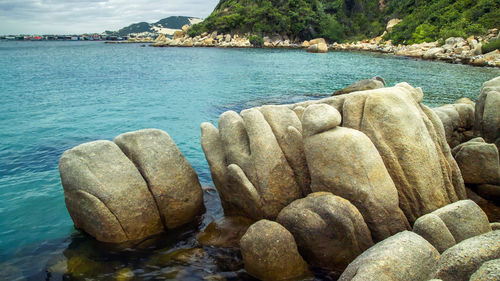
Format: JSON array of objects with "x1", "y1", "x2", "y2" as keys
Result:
[
  {"x1": 58, "y1": 75, "x2": 500, "y2": 280},
  {"x1": 148, "y1": 25, "x2": 500, "y2": 68}
]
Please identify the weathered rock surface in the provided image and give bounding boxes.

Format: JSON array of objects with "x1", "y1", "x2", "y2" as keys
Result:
[
  {"x1": 475, "y1": 76, "x2": 500, "y2": 147},
  {"x1": 433, "y1": 99, "x2": 475, "y2": 147},
  {"x1": 307, "y1": 42, "x2": 328, "y2": 53},
  {"x1": 200, "y1": 107, "x2": 303, "y2": 220},
  {"x1": 412, "y1": 200, "x2": 491, "y2": 253},
  {"x1": 452, "y1": 138, "x2": 500, "y2": 185},
  {"x1": 59, "y1": 140, "x2": 163, "y2": 243},
  {"x1": 338, "y1": 231, "x2": 440, "y2": 281},
  {"x1": 114, "y1": 129, "x2": 204, "y2": 229},
  {"x1": 302, "y1": 104, "x2": 409, "y2": 241},
  {"x1": 432, "y1": 230, "x2": 500, "y2": 281},
  {"x1": 470, "y1": 259, "x2": 500, "y2": 281},
  {"x1": 333, "y1": 76, "x2": 386, "y2": 96},
  {"x1": 202, "y1": 83, "x2": 465, "y2": 225},
  {"x1": 340, "y1": 83, "x2": 466, "y2": 223},
  {"x1": 276, "y1": 192, "x2": 373, "y2": 271},
  {"x1": 240, "y1": 220, "x2": 309, "y2": 281},
  {"x1": 413, "y1": 213, "x2": 456, "y2": 253}
]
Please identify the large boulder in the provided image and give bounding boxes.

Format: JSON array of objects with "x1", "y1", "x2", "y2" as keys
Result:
[
  {"x1": 114, "y1": 129, "x2": 204, "y2": 229},
  {"x1": 413, "y1": 200, "x2": 491, "y2": 253},
  {"x1": 341, "y1": 83, "x2": 466, "y2": 223},
  {"x1": 475, "y1": 76, "x2": 500, "y2": 148},
  {"x1": 431, "y1": 230, "x2": 500, "y2": 281},
  {"x1": 452, "y1": 138, "x2": 500, "y2": 185},
  {"x1": 470, "y1": 259, "x2": 500, "y2": 281},
  {"x1": 333, "y1": 76, "x2": 386, "y2": 96},
  {"x1": 306, "y1": 43, "x2": 328, "y2": 53},
  {"x1": 433, "y1": 99, "x2": 475, "y2": 148},
  {"x1": 240, "y1": 220, "x2": 309, "y2": 281},
  {"x1": 59, "y1": 140, "x2": 163, "y2": 243},
  {"x1": 302, "y1": 104, "x2": 409, "y2": 241},
  {"x1": 276, "y1": 192, "x2": 373, "y2": 272},
  {"x1": 339, "y1": 231, "x2": 440, "y2": 281},
  {"x1": 196, "y1": 216, "x2": 254, "y2": 248},
  {"x1": 200, "y1": 108, "x2": 303, "y2": 220}
]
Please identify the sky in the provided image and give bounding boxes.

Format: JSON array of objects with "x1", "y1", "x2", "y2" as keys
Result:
[{"x1": 0, "y1": 0, "x2": 220, "y2": 35}]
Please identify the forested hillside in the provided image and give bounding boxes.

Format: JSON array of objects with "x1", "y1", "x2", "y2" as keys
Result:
[{"x1": 188, "y1": 0, "x2": 499, "y2": 44}]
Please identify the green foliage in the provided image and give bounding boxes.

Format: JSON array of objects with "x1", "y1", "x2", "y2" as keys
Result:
[
  {"x1": 194, "y1": 0, "x2": 499, "y2": 43},
  {"x1": 409, "y1": 23, "x2": 437, "y2": 44},
  {"x1": 249, "y1": 35, "x2": 264, "y2": 47},
  {"x1": 482, "y1": 38, "x2": 500, "y2": 54}
]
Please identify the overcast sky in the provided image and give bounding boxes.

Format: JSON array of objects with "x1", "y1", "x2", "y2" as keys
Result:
[{"x1": 0, "y1": 0, "x2": 220, "y2": 35}]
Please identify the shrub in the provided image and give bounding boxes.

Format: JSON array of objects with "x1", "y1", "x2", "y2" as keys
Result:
[
  {"x1": 482, "y1": 38, "x2": 500, "y2": 54},
  {"x1": 249, "y1": 35, "x2": 264, "y2": 47}
]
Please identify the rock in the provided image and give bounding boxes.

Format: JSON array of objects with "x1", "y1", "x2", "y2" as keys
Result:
[
  {"x1": 309, "y1": 38, "x2": 326, "y2": 45},
  {"x1": 181, "y1": 24, "x2": 189, "y2": 32},
  {"x1": 452, "y1": 138, "x2": 500, "y2": 185},
  {"x1": 412, "y1": 199, "x2": 491, "y2": 253},
  {"x1": 302, "y1": 104, "x2": 409, "y2": 241},
  {"x1": 114, "y1": 129, "x2": 204, "y2": 229},
  {"x1": 307, "y1": 43, "x2": 328, "y2": 53},
  {"x1": 466, "y1": 188, "x2": 500, "y2": 224},
  {"x1": 116, "y1": 268, "x2": 134, "y2": 281},
  {"x1": 446, "y1": 37, "x2": 466, "y2": 46},
  {"x1": 475, "y1": 184, "x2": 500, "y2": 204},
  {"x1": 301, "y1": 104, "x2": 341, "y2": 137},
  {"x1": 333, "y1": 76, "x2": 386, "y2": 96},
  {"x1": 470, "y1": 259, "x2": 500, "y2": 281},
  {"x1": 240, "y1": 220, "x2": 309, "y2": 281},
  {"x1": 173, "y1": 30, "x2": 185, "y2": 40},
  {"x1": 302, "y1": 40, "x2": 310, "y2": 48},
  {"x1": 59, "y1": 140, "x2": 163, "y2": 243},
  {"x1": 341, "y1": 83, "x2": 466, "y2": 223},
  {"x1": 413, "y1": 213, "x2": 456, "y2": 253},
  {"x1": 224, "y1": 34, "x2": 231, "y2": 42},
  {"x1": 433, "y1": 101, "x2": 475, "y2": 147},
  {"x1": 386, "y1": 19, "x2": 402, "y2": 32},
  {"x1": 424, "y1": 47, "x2": 445, "y2": 59},
  {"x1": 432, "y1": 231, "x2": 500, "y2": 281},
  {"x1": 430, "y1": 200, "x2": 491, "y2": 243},
  {"x1": 196, "y1": 216, "x2": 254, "y2": 248},
  {"x1": 475, "y1": 76, "x2": 500, "y2": 146},
  {"x1": 492, "y1": 223, "x2": 500, "y2": 230},
  {"x1": 155, "y1": 34, "x2": 166, "y2": 43},
  {"x1": 276, "y1": 192, "x2": 374, "y2": 271},
  {"x1": 339, "y1": 231, "x2": 440, "y2": 281},
  {"x1": 200, "y1": 108, "x2": 302, "y2": 220},
  {"x1": 472, "y1": 50, "x2": 500, "y2": 67}
]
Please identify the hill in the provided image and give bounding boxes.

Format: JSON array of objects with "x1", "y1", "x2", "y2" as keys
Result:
[
  {"x1": 188, "y1": 0, "x2": 499, "y2": 44},
  {"x1": 113, "y1": 16, "x2": 202, "y2": 37}
]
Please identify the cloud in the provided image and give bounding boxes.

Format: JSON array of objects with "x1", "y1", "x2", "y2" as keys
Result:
[{"x1": 0, "y1": 0, "x2": 219, "y2": 34}]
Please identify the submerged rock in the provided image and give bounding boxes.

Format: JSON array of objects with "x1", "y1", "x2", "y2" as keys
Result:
[
  {"x1": 276, "y1": 192, "x2": 373, "y2": 272},
  {"x1": 59, "y1": 140, "x2": 163, "y2": 243},
  {"x1": 339, "y1": 231, "x2": 439, "y2": 281},
  {"x1": 114, "y1": 129, "x2": 204, "y2": 229},
  {"x1": 333, "y1": 76, "x2": 386, "y2": 96},
  {"x1": 196, "y1": 216, "x2": 254, "y2": 248},
  {"x1": 240, "y1": 220, "x2": 309, "y2": 281}
]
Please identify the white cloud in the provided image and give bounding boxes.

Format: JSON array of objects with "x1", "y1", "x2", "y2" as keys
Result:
[{"x1": 0, "y1": 0, "x2": 219, "y2": 34}]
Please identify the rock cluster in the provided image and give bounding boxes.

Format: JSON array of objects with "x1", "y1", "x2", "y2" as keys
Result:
[{"x1": 59, "y1": 129, "x2": 204, "y2": 243}]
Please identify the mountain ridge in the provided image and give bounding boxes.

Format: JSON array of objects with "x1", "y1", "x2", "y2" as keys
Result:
[{"x1": 110, "y1": 16, "x2": 203, "y2": 37}]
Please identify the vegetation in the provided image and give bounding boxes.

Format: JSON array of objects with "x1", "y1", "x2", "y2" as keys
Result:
[
  {"x1": 482, "y1": 38, "x2": 500, "y2": 53},
  {"x1": 115, "y1": 16, "x2": 199, "y2": 36},
  {"x1": 189, "y1": 0, "x2": 499, "y2": 44}
]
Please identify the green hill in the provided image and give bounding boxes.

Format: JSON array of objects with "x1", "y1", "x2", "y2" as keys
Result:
[
  {"x1": 114, "y1": 16, "x2": 200, "y2": 36},
  {"x1": 188, "y1": 0, "x2": 499, "y2": 44}
]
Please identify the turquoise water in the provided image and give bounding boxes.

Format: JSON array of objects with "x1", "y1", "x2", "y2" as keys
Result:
[{"x1": 0, "y1": 41, "x2": 499, "y2": 280}]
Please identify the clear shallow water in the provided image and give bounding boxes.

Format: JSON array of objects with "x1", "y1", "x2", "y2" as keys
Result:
[{"x1": 0, "y1": 41, "x2": 499, "y2": 280}]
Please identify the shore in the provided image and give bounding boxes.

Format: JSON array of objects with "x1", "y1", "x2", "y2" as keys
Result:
[{"x1": 149, "y1": 29, "x2": 500, "y2": 68}]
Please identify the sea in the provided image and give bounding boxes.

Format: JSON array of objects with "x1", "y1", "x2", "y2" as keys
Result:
[{"x1": 0, "y1": 40, "x2": 499, "y2": 280}]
